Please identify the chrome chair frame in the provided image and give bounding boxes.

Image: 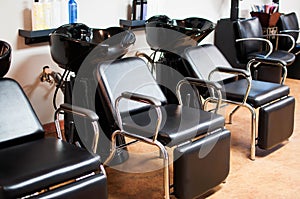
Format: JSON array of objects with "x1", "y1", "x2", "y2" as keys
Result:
[
  {"x1": 0, "y1": 78, "x2": 107, "y2": 199},
  {"x1": 185, "y1": 44, "x2": 288, "y2": 160},
  {"x1": 54, "y1": 103, "x2": 106, "y2": 175},
  {"x1": 203, "y1": 58, "x2": 288, "y2": 160},
  {"x1": 104, "y1": 77, "x2": 223, "y2": 199},
  {"x1": 236, "y1": 35, "x2": 295, "y2": 84}
]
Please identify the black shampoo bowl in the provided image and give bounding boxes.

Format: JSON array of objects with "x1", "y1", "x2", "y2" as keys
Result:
[
  {"x1": 145, "y1": 15, "x2": 215, "y2": 54},
  {"x1": 0, "y1": 40, "x2": 11, "y2": 77},
  {"x1": 50, "y1": 23, "x2": 135, "y2": 73}
]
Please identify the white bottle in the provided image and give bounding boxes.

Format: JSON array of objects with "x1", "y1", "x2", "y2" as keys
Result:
[
  {"x1": 51, "y1": 0, "x2": 61, "y2": 28},
  {"x1": 60, "y1": 0, "x2": 69, "y2": 25},
  {"x1": 42, "y1": 0, "x2": 53, "y2": 29},
  {"x1": 32, "y1": 0, "x2": 45, "y2": 30}
]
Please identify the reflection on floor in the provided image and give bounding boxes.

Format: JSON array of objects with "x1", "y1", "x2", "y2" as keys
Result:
[{"x1": 106, "y1": 78, "x2": 300, "y2": 199}]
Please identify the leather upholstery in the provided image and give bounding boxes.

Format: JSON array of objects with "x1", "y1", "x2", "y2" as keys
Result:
[
  {"x1": 0, "y1": 78, "x2": 44, "y2": 149},
  {"x1": 258, "y1": 96, "x2": 295, "y2": 149},
  {"x1": 184, "y1": 44, "x2": 290, "y2": 108},
  {"x1": 97, "y1": 56, "x2": 230, "y2": 198},
  {"x1": 0, "y1": 78, "x2": 107, "y2": 199},
  {"x1": 98, "y1": 57, "x2": 167, "y2": 117},
  {"x1": 236, "y1": 17, "x2": 264, "y2": 61},
  {"x1": 37, "y1": 174, "x2": 107, "y2": 199},
  {"x1": 277, "y1": 12, "x2": 299, "y2": 51},
  {"x1": 222, "y1": 79, "x2": 290, "y2": 108},
  {"x1": 277, "y1": 12, "x2": 300, "y2": 79},
  {"x1": 174, "y1": 129, "x2": 230, "y2": 199},
  {"x1": 183, "y1": 44, "x2": 294, "y2": 153},
  {"x1": 123, "y1": 104, "x2": 225, "y2": 147},
  {"x1": 0, "y1": 138, "x2": 101, "y2": 198},
  {"x1": 248, "y1": 50, "x2": 295, "y2": 65},
  {"x1": 98, "y1": 57, "x2": 225, "y2": 147},
  {"x1": 183, "y1": 43, "x2": 236, "y2": 82},
  {"x1": 236, "y1": 17, "x2": 295, "y2": 66}
]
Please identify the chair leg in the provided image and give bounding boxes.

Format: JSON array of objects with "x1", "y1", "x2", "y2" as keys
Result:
[
  {"x1": 104, "y1": 130, "x2": 170, "y2": 199},
  {"x1": 154, "y1": 140, "x2": 170, "y2": 199},
  {"x1": 244, "y1": 104, "x2": 257, "y2": 161},
  {"x1": 103, "y1": 130, "x2": 120, "y2": 166},
  {"x1": 228, "y1": 105, "x2": 241, "y2": 124}
]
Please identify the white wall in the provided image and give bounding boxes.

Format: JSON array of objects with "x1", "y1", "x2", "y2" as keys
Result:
[{"x1": 0, "y1": 0, "x2": 299, "y2": 124}]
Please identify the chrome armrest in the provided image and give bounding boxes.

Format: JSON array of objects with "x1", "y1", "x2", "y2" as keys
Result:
[
  {"x1": 263, "y1": 33, "x2": 296, "y2": 52},
  {"x1": 211, "y1": 66, "x2": 251, "y2": 78},
  {"x1": 280, "y1": 29, "x2": 300, "y2": 34},
  {"x1": 236, "y1": 38, "x2": 273, "y2": 57},
  {"x1": 247, "y1": 57, "x2": 287, "y2": 84},
  {"x1": 115, "y1": 91, "x2": 163, "y2": 142},
  {"x1": 176, "y1": 77, "x2": 223, "y2": 113},
  {"x1": 54, "y1": 103, "x2": 100, "y2": 154},
  {"x1": 209, "y1": 66, "x2": 252, "y2": 105}
]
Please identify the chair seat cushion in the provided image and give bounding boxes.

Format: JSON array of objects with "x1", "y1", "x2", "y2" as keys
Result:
[
  {"x1": 0, "y1": 137, "x2": 101, "y2": 198},
  {"x1": 248, "y1": 50, "x2": 296, "y2": 66},
  {"x1": 122, "y1": 104, "x2": 225, "y2": 147},
  {"x1": 223, "y1": 79, "x2": 290, "y2": 108}
]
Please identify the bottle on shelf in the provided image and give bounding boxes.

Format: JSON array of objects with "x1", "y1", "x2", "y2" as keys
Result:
[
  {"x1": 32, "y1": 0, "x2": 45, "y2": 30},
  {"x1": 51, "y1": 0, "x2": 62, "y2": 28},
  {"x1": 43, "y1": 0, "x2": 53, "y2": 29},
  {"x1": 68, "y1": 0, "x2": 77, "y2": 23}
]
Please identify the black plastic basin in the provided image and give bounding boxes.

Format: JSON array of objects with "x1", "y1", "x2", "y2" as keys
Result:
[
  {"x1": 50, "y1": 23, "x2": 135, "y2": 73},
  {"x1": 0, "y1": 40, "x2": 11, "y2": 77},
  {"x1": 145, "y1": 15, "x2": 215, "y2": 54}
]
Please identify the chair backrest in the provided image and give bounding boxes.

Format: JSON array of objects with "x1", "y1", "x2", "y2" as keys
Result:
[
  {"x1": 97, "y1": 57, "x2": 167, "y2": 126},
  {"x1": 0, "y1": 78, "x2": 44, "y2": 149},
  {"x1": 235, "y1": 17, "x2": 264, "y2": 63},
  {"x1": 277, "y1": 12, "x2": 299, "y2": 50},
  {"x1": 183, "y1": 44, "x2": 235, "y2": 82}
]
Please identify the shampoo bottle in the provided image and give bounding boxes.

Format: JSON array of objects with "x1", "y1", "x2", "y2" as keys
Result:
[
  {"x1": 51, "y1": 0, "x2": 61, "y2": 28},
  {"x1": 68, "y1": 0, "x2": 77, "y2": 23},
  {"x1": 42, "y1": 0, "x2": 53, "y2": 29},
  {"x1": 32, "y1": 0, "x2": 45, "y2": 30}
]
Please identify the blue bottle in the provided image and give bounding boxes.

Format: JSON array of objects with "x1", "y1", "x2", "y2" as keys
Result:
[{"x1": 68, "y1": 0, "x2": 77, "y2": 23}]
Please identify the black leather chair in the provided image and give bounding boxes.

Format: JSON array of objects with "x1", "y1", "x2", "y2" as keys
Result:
[
  {"x1": 235, "y1": 17, "x2": 296, "y2": 83},
  {"x1": 0, "y1": 40, "x2": 11, "y2": 77},
  {"x1": 277, "y1": 12, "x2": 300, "y2": 79},
  {"x1": 183, "y1": 44, "x2": 295, "y2": 160},
  {"x1": 98, "y1": 57, "x2": 231, "y2": 199},
  {"x1": 0, "y1": 78, "x2": 107, "y2": 199}
]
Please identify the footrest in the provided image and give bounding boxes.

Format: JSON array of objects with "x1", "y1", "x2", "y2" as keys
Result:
[
  {"x1": 258, "y1": 96, "x2": 295, "y2": 150},
  {"x1": 173, "y1": 129, "x2": 230, "y2": 199},
  {"x1": 37, "y1": 173, "x2": 107, "y2": 199}
]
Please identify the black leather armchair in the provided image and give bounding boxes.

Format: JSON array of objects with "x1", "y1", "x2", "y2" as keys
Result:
[
  {"x1": 98, "y1": 57, "x2": 231, "y2": 199},
  {"x1": 235, "y1": 17, "x2": 296, "y2": 83},
  {"x1": 183, "y1": 44, "x2": 295, "y2": 160},
  {"x1": 277, "y1": 12, "x2": 300, "y2": 79},
  {"x1": 0, "y1": 78, "x2": 107, "y2": 199}
]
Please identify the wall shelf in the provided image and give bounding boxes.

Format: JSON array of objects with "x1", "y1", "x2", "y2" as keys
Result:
[
  {"x1": 19, "y1": 20, "x2": 145, "y2": 45},
  {"x1": 119, "y1": 19, "x2": 145, "y2": 29},
  {"x1": 18, "y1": 29, "x2": 55, "y2": 45}
]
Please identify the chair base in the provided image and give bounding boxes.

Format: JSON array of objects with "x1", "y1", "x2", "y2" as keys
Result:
[
  {"x1": 173, "y1": 129, "x2": 231, "y2": 199},
  {"x1": 287, "y1": 55, "x2": 300, "y2": 79},
  {"x1": 36, "y1": 173, "x2": 107, "y2": 199},
  {"x1": 258, "y1": 96, "x2": 295, "y2": 150}
]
